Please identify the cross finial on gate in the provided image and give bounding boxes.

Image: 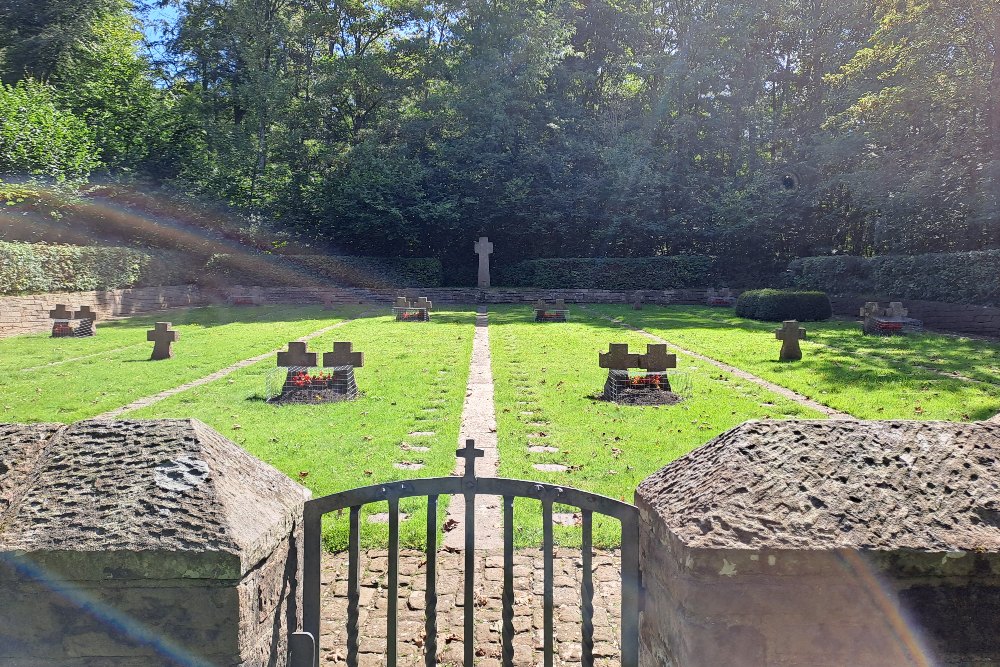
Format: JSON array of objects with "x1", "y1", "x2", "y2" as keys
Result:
[{"x1": 456, "y1": 438, "x2": 484, "y2": 480}]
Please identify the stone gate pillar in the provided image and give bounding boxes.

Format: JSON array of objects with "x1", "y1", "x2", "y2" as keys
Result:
[
  {"x1": 0, "y1": 419, "x2": 310, "y2": 666},
  {"x1": 635, "y1": 419, "x2": 1000, "y2": 667}
]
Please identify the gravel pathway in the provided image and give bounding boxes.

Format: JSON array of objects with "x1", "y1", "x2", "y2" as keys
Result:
[
  {"x1": 584, "y1": 306, "x2": 851, "y2": 419},
  {"x1": 94, "y1": 313, "x2": 369, "y2": 419}
]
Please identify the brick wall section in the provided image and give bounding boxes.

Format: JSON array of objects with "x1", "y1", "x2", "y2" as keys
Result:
[
  {"x1": 831, "y1": 296, "x2": 1000, "y2": 337},
  {"x1": 0, "y1": 285, "x2": 206, "y2": 338}
]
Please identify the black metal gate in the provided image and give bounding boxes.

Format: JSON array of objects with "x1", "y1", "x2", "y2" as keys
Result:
[{"x1": 290, "y1": 439, "x2": 640, "y2": 667}]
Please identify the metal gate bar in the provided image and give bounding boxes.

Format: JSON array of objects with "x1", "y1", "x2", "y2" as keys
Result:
[{"x1": 294, "y1": 439, "x2": 640, "y2": 667}]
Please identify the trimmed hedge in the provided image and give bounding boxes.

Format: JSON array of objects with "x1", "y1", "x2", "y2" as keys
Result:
[
  {"x1": 200, "y1": 254, "x2": 442, "y2": 288},
  {"x1": 0, "y1": 243, "x2": 442, "y2": 295},
  {"x1": 735, "y1": 289, "x2": 832, "y2": 322},
  {"x1": 789, "y1": 251, "x2": 1000, "y2": 306},
  {"x1": 0, "y1": 242, "x2": 194, "y2": 295},
  {"x1": 498, "y1": 256, "x2": 714, "y2": 289}
]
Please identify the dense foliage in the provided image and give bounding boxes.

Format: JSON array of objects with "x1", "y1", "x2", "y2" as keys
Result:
[
  {"x1": 201, "y1": 254, "x2": 442, "y2": 288},
  {"x1": 0, "y1": 241, "x2": 442, "y2": 294},
  {"x1": 734, "y1": 289, "x2": 833, "y2": 322},
  {"x1": 791, "y1": 252, "x2": 1000, "y2": 306},
  {"x1": 0, "y1": 242, "x2": 192, "y2": 293},
  {"x1": 0, "y1": 0, "x2": 997, "y2": 283},
  {"x1": 0, "y1": 81, "x2": 99, "y2": 180},
  {"x1": 498, "y1": 256, "x2": 713, "y2": 289}
]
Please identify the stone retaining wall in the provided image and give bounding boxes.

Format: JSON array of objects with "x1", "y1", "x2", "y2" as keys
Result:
[
  {"x1": 831, "y1": 296, "x2": 1000, "y2": 337},
  {"x1": 0, "y1": 285, "x2": 206, "y2": 338},
  {"x1": 217, "y1": 285, "x2": 740, "y2": 306},
  {"x1": 5, "y1": 284, "x2": 999, "y2": 339}
]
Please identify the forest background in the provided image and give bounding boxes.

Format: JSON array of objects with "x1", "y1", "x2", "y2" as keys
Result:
[{"x1": 1, "y1": 0, "x2": 998, "y2": 284}]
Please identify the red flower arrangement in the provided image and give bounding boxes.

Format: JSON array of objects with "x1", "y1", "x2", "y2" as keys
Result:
[
  {"x1": 289, "y1": 371, "x2": 335, "y2": 389},
  {"x1": 630, "y1": 374, "x2": 663, "y2": 389}
]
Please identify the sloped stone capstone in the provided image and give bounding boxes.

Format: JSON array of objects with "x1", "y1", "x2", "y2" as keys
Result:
[
  {"x1": 0, "y1": 419, "x2": 309, "y2": 666},
  {"x1": 636, "y1": 419, "x2": 1000, "y2": 667}
]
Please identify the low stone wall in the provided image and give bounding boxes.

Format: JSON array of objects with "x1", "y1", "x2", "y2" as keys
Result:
[
  {"x1": 6, "y1": 284, "x2": 998, "y2": 339},
  {"x1": 0, "y1": 285, "x2": 206, "y2": 338},
  {"x1": 218, "y1": 285, "x2": 742, "y2": 306},
  {"x1": 831, "y1": 296, "x2": 1000, "y2": 337}
]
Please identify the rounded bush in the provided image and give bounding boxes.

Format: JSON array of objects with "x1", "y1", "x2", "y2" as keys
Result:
[{"x1": 735, "y1": 289, "x2": 832, "y2": 321}]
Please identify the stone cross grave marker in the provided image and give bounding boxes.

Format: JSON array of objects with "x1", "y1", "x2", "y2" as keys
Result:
[
  {"x1": 600, "y1": 343, "x2": 676, "y2": 397},
  {"x1": 414, "y1": 297, "x2": 433, "y2": 310},
  {"x1": 395, "y1": 296, "x2": 409, "y2": 308},
  {"x1": 72, "y1": 306, "x2": 97, "y2": 336},
  {"x1": 49, "y1": 304, "x2": 74, "y2": 337},
  {"x1": 277, "y1": 341, "x2": 317, "y2": 368},
  {"x1": 599, "y1": 343, "x2": 641, "y2": 370},
  {"x1": 640, "y1": 344, "x2": 677, "y2": 372},
  {"x1": 323, "y1": 341, "x2": 364, "y2": 369},
  {"x1": 474, "y1": 236, "x2": 493, "y2": 288},
  {"x1": 633, "y1": 293, "x2": 643, "y2": 310},
  {"x1": 886, "y1": 302, "x2": 908, "y2": 318},
  {"x1": 147, "y1": 322, "x2": 179, "y2": 360},
  {"x1": 775, "y1": 320, "x2": 806, "y2": 361},
  {"x1": 534, "y1": 298, "x2": 568, "y2": 322},
  {"x1": 860, "y1": 302, "x2": 882, "y2": 318}
]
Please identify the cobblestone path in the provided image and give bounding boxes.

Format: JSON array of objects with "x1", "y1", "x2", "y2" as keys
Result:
[{"x1": 319, "y1": 548, "x2": 623, "y2": 666}]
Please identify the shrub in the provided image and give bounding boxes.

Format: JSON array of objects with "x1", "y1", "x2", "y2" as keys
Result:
[
  {"x1": 735, "y1": 289, "x2": 832, "y2": 321},
  {"x1": 0, "y1": 80, "x2": 100, "y2": 181},
  {"x1": 789, "y1": 251, "x2": 1000, "y2": 306},
  {"x1": 497, "y1": 256, "x2": 714, "y2": 289},
  {"x1": 0, "y1": 242, "x2": 195, "y2": 294},
  {"x1": 200, "y1": 254, "x2": 442, "y2": 288}
]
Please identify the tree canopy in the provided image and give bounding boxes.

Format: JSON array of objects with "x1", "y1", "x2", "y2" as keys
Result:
[{"x1": 0, "y1": 0, "x2": 997, "y2": 283}]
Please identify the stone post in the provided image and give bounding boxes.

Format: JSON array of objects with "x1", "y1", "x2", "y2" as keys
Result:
[
  {"x1": 635, "y1": 419, "x2": 1000, "y2": 667},
  {"x1": 0, "y1": 419, "x2": 310, "y2": 666}
]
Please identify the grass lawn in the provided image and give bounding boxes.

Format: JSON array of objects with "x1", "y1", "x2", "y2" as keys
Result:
[
  {"x1": 488, "y1": 305, "x2": 823, "y2": 547},
  {"x1": 0, "y1": 305, "x2": 365, "y2": 422},
  {"x1": 590, "y1": 305, "x2": 1000, "y2": 422},
  {"x1": 127, "y1": 309, "x2": 477, "y2": 550}
]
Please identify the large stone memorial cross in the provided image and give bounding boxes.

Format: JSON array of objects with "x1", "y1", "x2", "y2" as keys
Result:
[
  {"x1": 147, "y1": 322, "x2": 179, "y2": 360},
  {"x1": 775, "y1": 320, "x2": 806, "y2": 361},
  {"x1": 474, "y1": 236, "x2": 493, "y2": 288}
]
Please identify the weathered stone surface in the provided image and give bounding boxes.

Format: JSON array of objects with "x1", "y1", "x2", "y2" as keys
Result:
[
  {"x1": 638, "y1": 419, "x2": 1000, "y2": 552},
  {"x1": 0, "y1": 419, "x2": 308, "y2": 579},
  {"x1": 637, "y1": 419, "x2": 1000, "y2": 667},
  {"x1": 0, "y1": 419, "x2": 308, "y2": 666},
  {"x1": 474, "y1": 236, "x2": 493, "y2": 288}
]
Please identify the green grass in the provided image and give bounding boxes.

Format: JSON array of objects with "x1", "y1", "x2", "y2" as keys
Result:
[
  {"x1": 488, "y1": 305, "x2": 823, "y2": 547},
  {"x1": 0, "y1": 305, "x2": 366, "y2": 422},
  {"x1": 590, "y1": 304, "x2": 1000, "y2": 421},
  {"x1": 128, "y1": 309, "x2": 477, "y2": 550}
]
